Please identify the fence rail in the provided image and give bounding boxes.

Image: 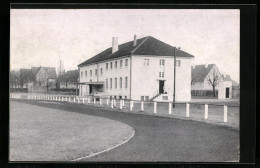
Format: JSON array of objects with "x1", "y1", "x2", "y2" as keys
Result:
[{"x1": 10, "y1": 93, "x2": 239, "y2": 129}]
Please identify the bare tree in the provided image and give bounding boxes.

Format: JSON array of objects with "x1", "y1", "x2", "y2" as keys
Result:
[{"x1": 207, "y1": 68, "x2": 223, "y2": 97}]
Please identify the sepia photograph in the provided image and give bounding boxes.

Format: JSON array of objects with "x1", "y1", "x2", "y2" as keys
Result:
[{"x1": 9, "y1": 8, "x2": 240, "y2": 162}]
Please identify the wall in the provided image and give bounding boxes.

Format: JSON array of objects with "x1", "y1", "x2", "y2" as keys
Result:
[
  {"x1": 131, "y1": 55, "x2": 192, "y2": 102},
  {"x1": 79, "y1": 56, "x2": 130, "y2": 98}
]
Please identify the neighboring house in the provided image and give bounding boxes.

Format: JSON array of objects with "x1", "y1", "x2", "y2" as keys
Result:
[
  {"x1": 60, "y1": 70, "x2": 79, "y2": 89},
  {"x1": 78, "y1": 35, "x2": 194, "y2": 102},
  {"x1": 191, "y1": 64, "x2": 239, "y2": 99}
]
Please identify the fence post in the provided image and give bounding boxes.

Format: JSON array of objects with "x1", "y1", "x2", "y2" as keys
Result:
[
  {"x1": 120, "y1": 100, "x2": 122, "y2": 109},
  {"x1": 122, "y1": 100, "x2": 125, "y2": 106},
  {"x1": 100, "y1": 98, "x2": 102, "y2": 105},
  {"x1": 186, "y1": 103, "x2": 190, "y2": 117},
  {"x1": 111, "y1": 99, "x2": 114, "y2": 108},
  {"x1": 205, "y1": 104, "x2": 208, "y2": 119},
  {"x1": 224, "y1": 105, "x2": 228, "y2": 123},
  {"x1": 154, "y1": 102, "x2": 157, "y2": 113},
  {"x1": 88, "y1": 97, "x2": 90, "y2": 104},
  {"x1": 114, "y1": 99, "x2": 116, "y2": 106},
  {"x1": 169, "y1": 102, "x2": 172, "y2": 114},
  {"x1": 82, "y1": 98, "x2": 85, "y2": 104},
  {"x1": 68, "y1": 97, "x2": 71, "y2": 102},
  {"x1": 130, "y1": 101, "x2": 133, "y2": 111},
  {"x1": 74, "y1": 97, "x2": 76, "y2": 103},
  {"x1": 78, "y1": 98, "x2": 80, "y2": 103},
  {"x1": 94, "y1": 97, "x2": 96, "y2": 104},
  {"x1": 106, "y1": 99, "x2": 109, "y2": 105},
  {"x1": 141, "y1": 101, "x2": 144, "y2": 111}
]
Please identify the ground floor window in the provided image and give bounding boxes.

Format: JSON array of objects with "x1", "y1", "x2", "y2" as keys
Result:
[
  {"x1": 125, "y1": 96, "x2": 127, "y2": 99},
  {"x1": 119, "y1": 96, "x2": 122, "y2": 99}
]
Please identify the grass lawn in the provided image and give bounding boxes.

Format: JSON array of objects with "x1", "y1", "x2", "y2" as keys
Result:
[{"x1": 10, "y1": 101, "x2": 134, "y2": 161}]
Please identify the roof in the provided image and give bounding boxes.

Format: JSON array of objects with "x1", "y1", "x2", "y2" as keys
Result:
[
  {"x1": 19, "y1": 69, "x2": 35, "y2": 82},
  {"x1": 78, "y1": 36, "x2": 195, "y2": 67},
  {"x1": 222, "y1": 75, "x2": 232, "y2": 81},
  {"x1": 60, "y1": 70, "x2": 79, "y2": 82},
  {"x1": 191, "y1": 64, "x2": 215, "y2": 83},
  {"x1": 32, "y1": 66, "x2": 57, "y2": 79}
]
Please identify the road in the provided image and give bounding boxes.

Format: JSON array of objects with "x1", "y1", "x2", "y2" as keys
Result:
[{"x1": 11, "y1": 99, "x2": 239, "y2": 162}]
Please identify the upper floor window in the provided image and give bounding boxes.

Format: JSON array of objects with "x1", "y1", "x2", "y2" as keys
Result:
[
  {"x1": 159, "y1": 72, "x2": 165, "y2": 78},
  {"x1": 176, "y1": 60, "x2": 181, "y2": 67},
  {"x1": 100, "y1": 68, "x2": 103, "y2": 75},
  {"x1": 106, "y1": 79, "x2": 108, "y2": 89},
  {"x1": 125, "y1": 77, "x2": 128, "y2": 88},
  {"x1": 95, "y1": 69, "x2": 97, "y2": 76},
  {"x1": 115, "y1": 78, "x2": 117, "y2": 88},
  {"x1": 120, "y1": 60, "x2": 123, "y2": 67},
  {"x1": 110, "y1": 78, "x2": 112, "y2": 89},
  {"x1": 90, "y1": 70, "x2": 92, "y2": 76},
  {"x1": 120, "y1": 77, "x2": 122, "y2": 88},
  {"x1": 110, "y1": 62, "x2": 113, "y2": 69},
  {"x1": 125, "y1": 59, "x2": 128, "y2": 66},
  {"x1": 159, "y1": 59, "x2": 165, "y2": 66},
  {"x1": 115, "y1": 61, "x2": 117, "y2": 68},
  {"x1": 81, "y1": 72, "x2": 83, "y2": 78},
  {"x1": 85, "y1": 71, "x2": 87, "y2": 77},
  {"x1": 144, "y1": 59, "x2": 149, "y2": 66},
  {"x1": 106, "y1": 63, "x2": 108, "y2": 69}
]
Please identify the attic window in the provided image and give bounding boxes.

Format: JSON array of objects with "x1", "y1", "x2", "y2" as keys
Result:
[{"x1": 176, "y1": 60, "x2": 181, "y2": 67}]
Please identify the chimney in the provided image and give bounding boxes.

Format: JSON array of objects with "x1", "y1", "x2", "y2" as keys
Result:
[
  {"x1": 205, "y1": 63, "x2": 208, "y2": 68},
  {"x1": 133, "y1": 34, "x2": 137, "y2": 46},
  {"x1": 112, "y1": 37, "x2": 118, "y2": 53}
]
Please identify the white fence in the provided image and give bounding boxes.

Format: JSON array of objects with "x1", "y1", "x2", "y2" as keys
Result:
[{"x1": 10, "y1": 93, "x2": 239, "y2": 128}]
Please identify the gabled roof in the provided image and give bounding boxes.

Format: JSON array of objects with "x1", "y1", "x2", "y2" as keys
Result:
[
  {"x1": 222, "y1": 75, "x2": 232, "y2": 81},
  {"x1": 19, "y1": 69, "x2": 35, "y2": 82},
  {"x1": 32, "y1": 67, "x2": 57, "y2": 79},
  {"x1": 60, "y1": 70, "x2": 79, "y2": 82},
  {"x1": 78, "y1": 36, "x2": 195, "y2": 67},
  {"x1": 191, "y1": 64, "x2": 215, "y2": 83}
]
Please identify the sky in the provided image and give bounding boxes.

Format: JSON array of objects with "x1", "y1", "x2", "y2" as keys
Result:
[{"x1": 10, "y1": 9, "x2": 240, "y2": 82}]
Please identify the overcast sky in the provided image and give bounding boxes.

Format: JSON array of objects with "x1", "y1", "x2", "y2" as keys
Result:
[{"x1": 10, "y1": 9, "x2": 240, "y2": 82}]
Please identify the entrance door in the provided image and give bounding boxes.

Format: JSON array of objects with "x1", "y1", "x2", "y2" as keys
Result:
[
  {"x1": 89, "y1": 85, "x2": 92, "y2": 94},
  {"x1": 159, "y1": 80, "x2": 164, "y2": 94},
  {"x1": 226, "y1": 88, "x2": 229, "y2": 98}
]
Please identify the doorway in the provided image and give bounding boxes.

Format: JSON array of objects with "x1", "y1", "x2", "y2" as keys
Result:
[
  {"x1": 89, "y1": 85, "x2": 93, "y2": 94},
  {"x1": 159, "y1": 80, "x2": 164, "y2": 94},
  {"x1": 226, "y1": 87, "x2": 229, "y2": 98}
]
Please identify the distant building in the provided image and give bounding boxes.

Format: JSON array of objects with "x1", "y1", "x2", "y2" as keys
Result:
[
  {"x1": 78, "y1": 35, "x2": 195, "y2": 102},
  {"x1": 191, "y1": 64, "x2": 239, "y2": 99},
  {"x1": 60, "y1": 70, "x2": 79, "y2": 89}
]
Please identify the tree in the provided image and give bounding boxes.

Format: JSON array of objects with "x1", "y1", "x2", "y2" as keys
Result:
[{"x1": 207, "y1": 68, "x2": 223, "y2": 97}]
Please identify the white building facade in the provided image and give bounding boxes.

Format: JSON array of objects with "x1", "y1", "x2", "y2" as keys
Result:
[{"x1": 78, "y1": 36, "x2": 194, "y2": 102}]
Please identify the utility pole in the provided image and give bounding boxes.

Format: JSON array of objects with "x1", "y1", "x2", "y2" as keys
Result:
[{"x1": 173, "y1": 47, "x2": 176, "y2": 108}]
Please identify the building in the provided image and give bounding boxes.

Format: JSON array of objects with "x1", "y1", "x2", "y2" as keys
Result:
[
  {"x1": 60, "y1": 70, "x2": 79, "y2": 89},
  {"x1": 78, "y1": 35, "x2": 194, "y2": 102}
]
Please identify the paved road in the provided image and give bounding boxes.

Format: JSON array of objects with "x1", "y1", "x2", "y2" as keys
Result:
[{"x1": 12, "y1": 99, "x2": 239, "y2": 162}]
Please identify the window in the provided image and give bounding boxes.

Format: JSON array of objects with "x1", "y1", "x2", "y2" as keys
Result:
[
  {"x1": 144, "y1": 59, "x2": 149, "y2": 66},
  {"x1": 115, "y1": 78, "x2": 117, "y2": 88},
  {"x1": 120, "y1": 60, "x2": 123, "y2": 67},
  {"x1": 106, "y1": 79, "x2": 108, "y2": 89},
  {"x1": 145, "y1": 96, "x2": 149, "y2": 101},
  {"x1": 85, "y1": 71, "x2": 87, "y2": 77},
  {"x1": 100, "y1": 68, "x2": 103, "y2": 75},
  {"x1": 90, "y1": 70, "x2": 92, "y2": 76},
  {"x1": 81, "y1": 72, "x2": 83, "y2": 78},
  {"x1": 95, "y1": 69, "x2": 97, "y2": 75},
  {"x1": 90, "y1": 79, "x2": 92, "y2": 82},
  {"x1": 160, "y1": 59, "x2": 165, "y2": 65},
  {"x1": 119, "y1": 96, "x2": 122, "y2": 99},
  {"x1": 176, "y1": 60, "x2": 181, "y2": 67},
  {"x1": 141, "y1": 96, "x2": 144, "y2": 101},
  {"x1": 115, "y1": 61, "x2": 117, "y2": 68},
  {"x1": 125, "y1": 96, "x2": 127, "y2": 99},
  {"x1": 110, "y1": 78, "x2": 112, "y2": 89},
  {"x1": 106, "y1": 63, "x2": 108, "y2": 69},
  {"x1": 125, "y1": 59, "x2": 128, "y2": 66},
  {"x1": 159, "y1": 72, "x2": 165, "y2": 78},
  {"x1": 125, "y1": 77, "x2": 128, "y2": 88},
  {"x1": 120, "y1": 77, "x2": 122, "y2": 88},
  {"x1": 110, "y1": 62, "x2": 113, "y2": 69}
]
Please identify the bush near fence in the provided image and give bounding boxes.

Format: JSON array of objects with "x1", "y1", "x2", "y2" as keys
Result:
[
  {"x1": 10, "y1": 88, "x2": 28, "y2": 93},
  {"x1": 191, "y1": 90, "x2": 218, "y2": 97}
]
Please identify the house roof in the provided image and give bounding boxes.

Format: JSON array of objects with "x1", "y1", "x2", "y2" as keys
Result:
[
  {"x1": 78, "y1": 36, "x2": 195, "y2": 67},
  {"x1": 32, "y1": 66, "x2": 57, "y2": 79},
  {"x1": 60, "y1": 70, "x2": 79, "y2": 82},
  {"x1": 19, "y1": 69, "x2": 35, "y2": 82},
  {"x1": 191, "y1": 64, "x2": 215, "y2": 83},
  {"x1": 222, "y1": 75, "x2": 232, "y2": 81}
]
